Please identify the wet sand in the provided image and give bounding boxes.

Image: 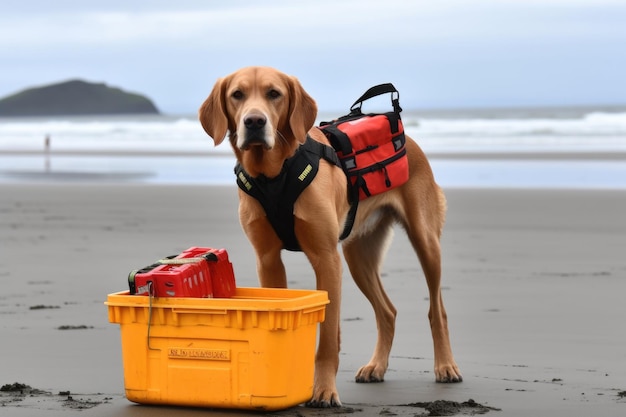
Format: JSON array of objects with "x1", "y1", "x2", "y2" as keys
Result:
[{"x1": 1, "y1": 183, "x2": 625, "y2": 416}]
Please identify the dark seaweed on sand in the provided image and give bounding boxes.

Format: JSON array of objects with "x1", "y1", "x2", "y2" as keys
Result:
[
  {"x1": 29, "y1": 305, "x2": 60, "y2": 310},
  {"x1": 57, "y1": 325, "x2": 94, "y2": 330},
  {"x1": 405, "y1": 399, "x2": 501, "y2": 416}
]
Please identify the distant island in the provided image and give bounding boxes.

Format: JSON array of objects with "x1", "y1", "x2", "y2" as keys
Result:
[{"x1": 0, "y1": 79, "x2": 159, "y2": 116}]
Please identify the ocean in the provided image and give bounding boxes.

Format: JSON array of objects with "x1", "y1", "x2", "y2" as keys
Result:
[{"x1": 1, "y1": 107, "x2": 625, "y2": 188}]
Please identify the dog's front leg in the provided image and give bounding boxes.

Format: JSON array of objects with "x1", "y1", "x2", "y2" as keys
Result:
[
  {"x1": 255, "y1": 246, "x2": 287, "y2": 288},
  {"x1": 243, "y1": 215, "x2": 288, "y2": 288},
  {"x1": 300, "y1": 244, "x2": 343, "y2": 408},
  {"x1": 239, "y1": 195, "x2": 288, "y2": 288},
  {"x1": 309, "y1": 251, "x2": 342, "y2": 408}
]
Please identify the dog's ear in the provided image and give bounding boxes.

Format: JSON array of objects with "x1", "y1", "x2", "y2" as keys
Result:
[
  {"x1": 199, "y1": 77, "x2": 229, "y2": 146},
  {"x1": 288, "y1": 76, "x2": 318, "y2": 144}
]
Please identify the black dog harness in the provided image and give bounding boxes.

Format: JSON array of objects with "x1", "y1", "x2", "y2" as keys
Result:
[{"x1": 235, "y1": 136, "x2": 357, "y2": 251}]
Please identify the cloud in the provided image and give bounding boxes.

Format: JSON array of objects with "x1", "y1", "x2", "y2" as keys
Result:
[
  {"x1": 2, "y1": 0, "x2": 624, "y2": 51},
  {"x1": 1, "y1": 0, "x2": 625, "y2": 112},
  {"x1": 1, "y1": 0, "x2": 617, "y2": 47}
]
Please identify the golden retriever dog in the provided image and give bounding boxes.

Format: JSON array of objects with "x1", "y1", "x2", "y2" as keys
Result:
[{"x1": 199, "y1": 66, "x2": 461, "y2": 407}]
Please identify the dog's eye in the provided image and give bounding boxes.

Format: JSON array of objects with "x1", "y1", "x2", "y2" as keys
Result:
[
  {"x1": 231, "y1": 90, "x2": 244, "y2": 100},
  {"x1": 267, "y1": 89, "x2": 281, "y2": 100}
]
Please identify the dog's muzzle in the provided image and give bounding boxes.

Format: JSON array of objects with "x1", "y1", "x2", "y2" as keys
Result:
[{"x1": 238, "y1": 112, "x2": 272, "y2": 150}]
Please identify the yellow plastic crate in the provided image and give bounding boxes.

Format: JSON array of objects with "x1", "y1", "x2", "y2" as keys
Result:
[{"x1": 106, "y1": 287, "x2": 328, "y2": 411}]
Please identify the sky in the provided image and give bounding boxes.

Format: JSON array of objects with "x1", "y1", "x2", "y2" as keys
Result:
[{"x1": 0, "y1": 0, "x2": 625, "y2": 114}]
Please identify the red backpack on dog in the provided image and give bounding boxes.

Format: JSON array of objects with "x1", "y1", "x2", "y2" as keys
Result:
[{"x1": 319, "y1": 83, "x2": 409, "y2": 201}]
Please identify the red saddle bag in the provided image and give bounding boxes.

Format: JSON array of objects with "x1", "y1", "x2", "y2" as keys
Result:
[{"x1": 319, "y1": 83, "x2": 409, "y2": 201}]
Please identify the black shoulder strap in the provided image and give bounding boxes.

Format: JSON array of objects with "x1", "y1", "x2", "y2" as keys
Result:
[
  {"x1": 319, "y1": 124, "x2": 353, "y2": 155},
  {"x1": 302, "y1": 135, "x2": 343, "y2": 167},
  {"x1": 302, "y1": 137, "x2": 358, "y2": 241}
]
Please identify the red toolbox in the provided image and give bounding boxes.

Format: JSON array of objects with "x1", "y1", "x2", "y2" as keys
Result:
[
  {"x1": 177, "y1": 247, "x2": 236, "y2": 298},
  {"x1": 128, "y1": 247, "x2": 236, "y2": 298}
]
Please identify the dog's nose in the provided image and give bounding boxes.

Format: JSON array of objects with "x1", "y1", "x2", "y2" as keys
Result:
[{"x1": 244, "y1": 113, "x2": 266, "y2": 130}]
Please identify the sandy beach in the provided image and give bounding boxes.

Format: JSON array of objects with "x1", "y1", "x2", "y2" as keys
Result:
[{"x1": 1, "y1": 182, "x2": 625, "y2": 416}]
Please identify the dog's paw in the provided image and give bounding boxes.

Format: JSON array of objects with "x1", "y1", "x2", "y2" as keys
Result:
[
  {"x1": 306, "y1": 391, "x2": 342, "y2": 408},
  {"x1": 308, "y1": 362, "x2": 342, "y2": 407},
  {"x1": 355, "y1": 364, "x2": 386, "y2": 383},
  {"x1": 435, "y1": 364, "x2": 463, "y2": 383}
]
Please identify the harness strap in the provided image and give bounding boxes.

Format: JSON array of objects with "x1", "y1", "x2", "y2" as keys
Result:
[
  {"x1": 304, "y1": 138, "x2": 358, "y2": 241},
  {"x1": 235, "y1": 136, "x2": 358, "y2": 251}
]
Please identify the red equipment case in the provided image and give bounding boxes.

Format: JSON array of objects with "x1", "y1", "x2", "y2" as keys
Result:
[
  {"x1": 177, "y1": 247, "x2": 236, "y2": 298},
  {"x1": 128, "y1": 247, "x2": 236, "y2": 298}
]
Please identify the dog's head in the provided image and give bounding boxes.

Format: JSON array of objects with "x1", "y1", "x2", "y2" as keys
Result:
[{"x1": 199, "y1": 66, "x2": 317, "y2": 158}]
